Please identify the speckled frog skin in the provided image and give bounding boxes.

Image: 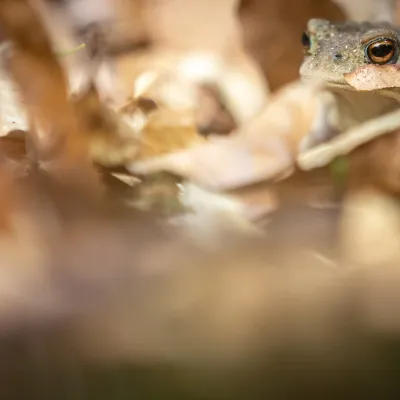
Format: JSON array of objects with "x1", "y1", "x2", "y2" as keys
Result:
[
  {"x1": 298, "y1": 19, "x2": 400, "y2": 137},
  {"x1": 300, "y1": 19, "x2": 400, "y2": 88}
]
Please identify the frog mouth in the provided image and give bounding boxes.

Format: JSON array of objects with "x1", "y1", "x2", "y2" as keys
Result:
[
  {"x1": 325, "y1": 81, "x2": 357, "y2": 90},
  {"x1": 300, "y1": 73, "x2": 357, "y2": 91}
]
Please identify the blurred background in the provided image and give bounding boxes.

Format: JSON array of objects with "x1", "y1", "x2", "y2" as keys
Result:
[{"x1": 1, "y1": 0, "x2": 400, "y2": 399}]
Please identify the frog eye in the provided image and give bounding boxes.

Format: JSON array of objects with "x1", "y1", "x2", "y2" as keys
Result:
[
  {"x1": 366, "y1": 38, "x2": 397, "y2": 64},
  {"x1": 302, "y1": 32, "x2": 311, "y2": 52},
  {"x1": 301, "y1": 31, "x2": 317, "y2": 55}
]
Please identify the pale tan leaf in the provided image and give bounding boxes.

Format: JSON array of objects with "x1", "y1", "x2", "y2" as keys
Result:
[
  {"x1": 0, "y1": 51, "x2": 28, "y2": 136},
  {"x1": 128, "y1": 81, "x2": 328, "y2": 191},
  {"x1": 344, "y1": 64, "x2": 400, "y2": 91}
]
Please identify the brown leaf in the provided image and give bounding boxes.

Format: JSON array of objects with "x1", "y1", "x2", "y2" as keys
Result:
[
  {"x1": 0, "y1": 0, "x2": 99, "y2": 190},
  {"x1": 237, "y1": 0, "x2": 345, "y2": 91}
]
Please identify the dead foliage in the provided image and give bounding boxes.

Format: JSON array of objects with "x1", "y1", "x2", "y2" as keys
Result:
[{"x1": 0, "y1": 1, "x2": 400, "y2": 399}]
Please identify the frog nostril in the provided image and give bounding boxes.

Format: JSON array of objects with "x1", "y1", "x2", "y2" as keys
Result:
[{"x1": 333, "y1": 53, "x2": 343, "y2": 61}]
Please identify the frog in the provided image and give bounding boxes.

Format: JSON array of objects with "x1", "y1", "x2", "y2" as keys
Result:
[{"x1": 297, "y1": 18, "x2": 400, "y2": 170}]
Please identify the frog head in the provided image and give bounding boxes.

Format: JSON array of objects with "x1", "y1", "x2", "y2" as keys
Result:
[{"x1": 299, "y1": 19, "x2": 400, "y2": 88}]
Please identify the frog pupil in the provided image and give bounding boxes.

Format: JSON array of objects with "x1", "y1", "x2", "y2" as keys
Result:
[{"x1": 371, "y1": 43, "x2": 393, "y2": 58}]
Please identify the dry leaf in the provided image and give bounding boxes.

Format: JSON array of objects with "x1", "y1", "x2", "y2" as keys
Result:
[
  {"x1": 333, "y1": 0, "x2": 396, "y2": 22},
  {"x1": 237, "y1": 0, "x2": 345, "y2": 91},
  {"x1": 73, "y1": 85, "x2": 141, "y2": 167},
  {"x1": 340, "y1": 187, "x2": 400, "y2": 266},
  {"x1": 0, "y1": 50, "x2": 28, "y2": 136},
  {"x1": 136, "y1": 107, "x2": 206, "y2": 161},
  {"x1": 128, "y1": 80, "x2": 329, "y2": 191},
  {"x1": 344, "y1": 64, "x2": 400, "y2": 91},
  {"x1": 0, "y1": 0, "x2": 99, "y2": 191}
]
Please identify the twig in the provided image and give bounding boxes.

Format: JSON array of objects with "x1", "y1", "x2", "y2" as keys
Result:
[{"x1": 297, "y1": 108, "x2": 400, "y2": 170}]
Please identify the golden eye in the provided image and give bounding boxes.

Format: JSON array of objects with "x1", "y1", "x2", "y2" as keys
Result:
[{"x1": 366, "y1": 38, "x2": 397, "y2": 64}]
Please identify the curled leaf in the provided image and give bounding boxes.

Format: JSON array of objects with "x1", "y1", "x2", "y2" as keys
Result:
[
  {"x1": 344, "y1": 64, "x2": 400, "y2": 91},
  {"x1": 128, "y1": 80, "x2": 329, "y2": 191}
]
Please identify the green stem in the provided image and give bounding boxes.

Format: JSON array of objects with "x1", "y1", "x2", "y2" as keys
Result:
[
  {"x1": 329, "y1": 155, "x2": 349, "y2": 190},
  {"x1": 55, "y1": 43, "x2": 86, "y2": 57}
]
